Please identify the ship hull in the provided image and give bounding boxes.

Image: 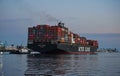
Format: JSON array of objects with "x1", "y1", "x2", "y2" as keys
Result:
[{"x1": 28, "y1": 43, "x2": 98, "y2": 54}]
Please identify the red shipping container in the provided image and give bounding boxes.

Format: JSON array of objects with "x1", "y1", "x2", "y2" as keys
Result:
[{"x1": 28, "y1": 35, "x2": 35, "y2": 39}]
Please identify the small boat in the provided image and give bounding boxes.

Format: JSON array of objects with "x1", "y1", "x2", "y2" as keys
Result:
[
  {"x1": 30, "y1": 51, "x2": 40, "y2": 54},
  {"x1": 10, "y1": 48, "x2": 30, "y2": 54}
]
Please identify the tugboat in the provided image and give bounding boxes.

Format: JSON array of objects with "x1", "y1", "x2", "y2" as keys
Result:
[
  {"x1": 10, "y1": 46, "x2": 30, "y2": 54},
  {"x1": 27, "y1": 22, "x2": 98, "y2": 54}
]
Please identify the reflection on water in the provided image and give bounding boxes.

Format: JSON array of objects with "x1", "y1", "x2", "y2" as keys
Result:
[
  {"x1": 1, "y1": 53, "x2": 120, "y2": 76},
  {"x1": 25, "y1": 54, "x2": 99, "y2": 76}
]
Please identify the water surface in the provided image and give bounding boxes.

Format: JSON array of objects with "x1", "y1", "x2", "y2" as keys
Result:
[{"x1": 1, "y1": 53, "x2": 120, "y2": 76}]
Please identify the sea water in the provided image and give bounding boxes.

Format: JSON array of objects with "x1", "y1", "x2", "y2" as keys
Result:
[{"x1": 0, "y1": 53, "x2": 120, "y2": 76}]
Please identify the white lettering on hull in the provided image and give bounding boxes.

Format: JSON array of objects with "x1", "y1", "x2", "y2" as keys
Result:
[
  {"x1": 78, "y1": 47, "x2": 84, "y2": 51},
  {"x1": 78, "y1": 47, "x2": 90, "y2": 52},
  {"x1": 85, "y1": 47, "x2": 90, "y2": 52}
]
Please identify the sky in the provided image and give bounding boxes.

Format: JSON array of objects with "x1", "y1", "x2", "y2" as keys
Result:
[{"x1": 0, "y1": 0, "x2": 120, "y2": 47}]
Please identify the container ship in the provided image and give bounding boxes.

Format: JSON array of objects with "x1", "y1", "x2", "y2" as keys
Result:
[{"x1": 27, "y1": 22, "x2": 98, "y2": 54}]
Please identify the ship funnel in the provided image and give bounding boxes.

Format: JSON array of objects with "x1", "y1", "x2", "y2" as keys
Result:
[{"x1": 58, "y1": 22, "x2": 64, "y2": 27}]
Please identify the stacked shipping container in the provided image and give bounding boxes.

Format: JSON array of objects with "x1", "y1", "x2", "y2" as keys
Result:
[{"x1": 28, "y1": 23, "x2": 98, "y2": 47}]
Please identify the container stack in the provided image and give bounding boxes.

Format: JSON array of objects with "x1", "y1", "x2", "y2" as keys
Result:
[{"x1": 28, "y1": 22, "x2": 98, "y2": 47}]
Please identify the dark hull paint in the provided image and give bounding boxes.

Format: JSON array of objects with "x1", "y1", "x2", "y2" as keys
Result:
[{"x1": 28, "y1": 43, "x2": 98, "y2": 54}]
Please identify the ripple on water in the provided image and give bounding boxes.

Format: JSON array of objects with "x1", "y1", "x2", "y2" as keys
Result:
[{"x1": 24, "y1": 53, "x2": 120, "y2": 76}]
